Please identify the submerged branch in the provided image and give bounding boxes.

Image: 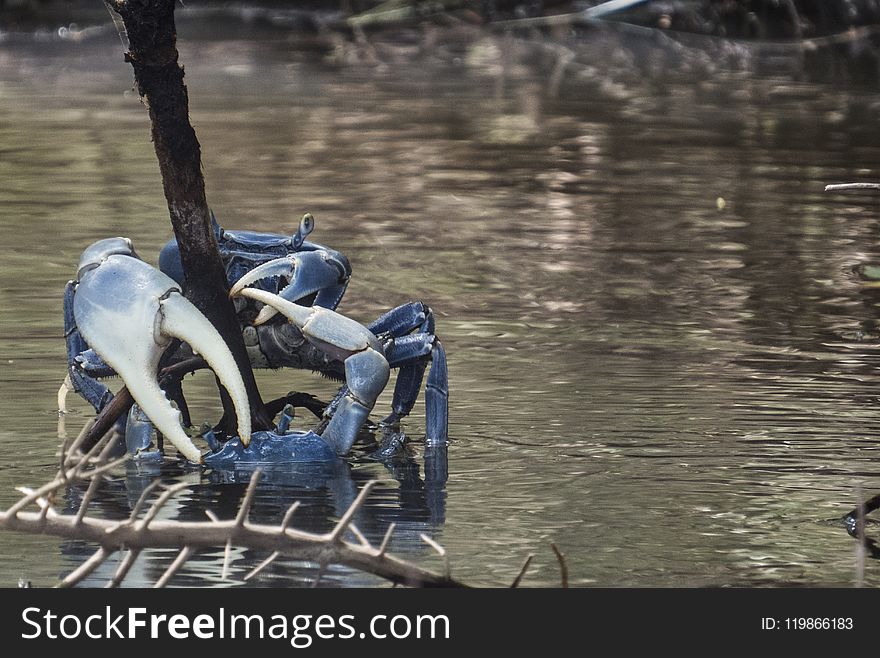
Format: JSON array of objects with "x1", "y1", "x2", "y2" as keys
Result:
[{"x1": 1, "y1": 437, "x2": 465, "y2": 587}]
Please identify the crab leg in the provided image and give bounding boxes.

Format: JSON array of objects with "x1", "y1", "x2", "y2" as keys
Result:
[{"x1": 236, "y1": 287, "x2": 389, "y2": 455}]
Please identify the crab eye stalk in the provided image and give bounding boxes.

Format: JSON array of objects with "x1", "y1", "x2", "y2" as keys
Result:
[{"x1": 292, "y1": 213, "x2": 315, "y2": 250}]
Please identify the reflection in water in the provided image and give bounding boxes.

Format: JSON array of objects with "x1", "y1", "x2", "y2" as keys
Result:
[
  {"x1": 59, "y1": 446, "x2": 447, "y2": 587},
  {"x1": 3, "y1": 17, "x2": 880, "y2": 586}
]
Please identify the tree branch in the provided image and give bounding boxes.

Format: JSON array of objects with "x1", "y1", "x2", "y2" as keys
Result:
[{"x1": 106, "y1": 0, "x2": 273, "y2": 434}]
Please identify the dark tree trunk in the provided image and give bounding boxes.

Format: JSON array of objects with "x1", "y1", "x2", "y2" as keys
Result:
[{"x1": 106, "y1": 0, "x2": 272, "y2": 433}]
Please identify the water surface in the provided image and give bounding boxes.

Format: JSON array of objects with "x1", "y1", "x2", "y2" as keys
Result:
[{"x1": 2, "y1": 18, "x2": 880, "y2": 586}]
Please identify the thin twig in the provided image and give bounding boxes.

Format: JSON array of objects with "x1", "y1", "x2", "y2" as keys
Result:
[
  {"x1": 551, "y1": 543, "x2": 568, "y2": 588},
  {"x1": 58, "y1": 547, "x2": 111, "y2": 588},
  {"x1": 7, "y1": 449, "x2": 128, "y2": 518},
  {"x1": 104, "y1": 479, "x2": 163, "y2": 535},
  {"x1": 233, "y1": 470, "x2": 262, "y2": 528},
  {"x1": 510, "y1": 554, "x2": 534, "y2": 588},
  {"x1": 127, "y1": 480, "x2": 162, "y2": 523},
  {"x1": 59, "y1": 418, "x2": 92, "y2": 482},
  {"x1": 2, "y1": 468, "x2": 464, "y2": 587},
  {"x1": 154, "y1": 546, "x2": 193, "y2": 588},
  {"x1": 280, "y1": 502, "x2": 300, "y2": 534},
  {"x1": 74, "y1": 474, "x2": 104, "y2": 527},
  {"x1": 73, "y1": 434, "x2": 118, "y2": 526},
  {"x1": 106, "y1": 549, "x2": 141, "y2": 589},
  {"x1": 138, "y1": 482, "x2": 190, "y2": 530},
  {"x1": 38, "y1": 494, "x2": 52, "y2": 522},
  {"x1": 378, "y1": 522, "x2": 396, "y2": 557},
  {"x1": 69, "y1": 426, "x2": 113, "y2": 474},
  {"x1": 243, "y1": 551, "x2": 280, "y2": 582},
  {"x1": 348, "y1": 523, "x2": 372, "y2": 549},
  {"x1": 8, "y1": 478, "x2": 65, "y2": 517},
  {"x1": 328, "y1": 481, "x2": 376, "y2": 543},
  {"x1": 221, "y1": 540, "x2": 233, "y2": 580},
  {"x1": 420, "y1": 533, "x2": 450, "y2": 579}
]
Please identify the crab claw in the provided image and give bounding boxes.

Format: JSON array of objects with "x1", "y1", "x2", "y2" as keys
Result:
[
  {"x1": 229, "y1": 248, "x2": 351, "y2": 324},
  {"x1": 234, "y1": 287, "x2": 382, "y2": 360},
  {"x1": 74, "y1": 254, "x2": 251, "y2": 462},
  {"x1": 234, "y1": 287, "x2": 389, "y2": 456}
]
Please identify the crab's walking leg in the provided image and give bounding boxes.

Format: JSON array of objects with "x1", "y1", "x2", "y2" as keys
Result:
[
  {"x1": 370, "y1": 302, "x2": 448, "y2": 444},
  {"x1": 423, "y1": 339, "x2": 448, "y2": 446},
  {"x1": 64, "y1": 281, "x2": 115, "y2": 413}
]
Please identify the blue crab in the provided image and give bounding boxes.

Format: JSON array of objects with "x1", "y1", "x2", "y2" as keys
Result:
[{"x1": 62, "y1": 213, "x2": 448, "y2": 465}]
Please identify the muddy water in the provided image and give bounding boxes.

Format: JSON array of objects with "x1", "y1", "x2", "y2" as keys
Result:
[{"x1": 2, "y1": 17, "x2": 880, "y2": 586}]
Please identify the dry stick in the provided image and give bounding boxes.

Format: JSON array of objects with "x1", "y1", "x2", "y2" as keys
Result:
[
  {"x1": 825, "y1": 183, "x2": 880, "y2": 192},
  {"x1": 58, "y1": 547, "x2": 112, "y2": 588},
  {"x1": 348, "y1": 523, "x2": 371, "y2": 549},
  {"x1": 244, "y1": 551, "x2": 280, "y2": 582},
  {"x1": 328, "y1": 480, "x2": 377, "y2": 543},
  {"x1": 74, "y1": 474, "x2": 104, "y2": 527},
  {"x1": 2, "y1": 479, "x2": 464, "y2": 587},
  {"x1": 69, "y1": 425, "x2": 115, "y2": 474},
  {"x1": 127, "y1": 480, "x2": 163, "y2": 524},
  {"x1": 510, "y1": 554, "x2": 534, "y2": 588},
  {"x1": 280, "y1": 502, "x2": 301, "y2": 534},
  {"x1": 7, "y1": 454, "x2": 128, "y2": 518},
  {"x1": 104, "y1": 480, "x2": 164, "y2": 535},
  {"x1": 551, "y1": 543, "x2": 568, "y2": 588},
  {"x1": 420, "y1": 533, "x2": 450, "y2": 579},
  {"x1": 221, "y1": 540, "x2": 233, "y2": 580},
  {"x1": 2, "y1": 508, "x2": 462, "y2": 587},
  {"x1": 79, "y1": 388, "x2": 133, "y2": 453},
  {"x1": 218, "y1": 471, "x2": 264, "y2": 578},
  {"x1": 154, "y1": 546, "x2": 194, "y2": 588},
  {"x1": 106, "y1": 549, "x2": 141, "y2": 589},
  {"x1": 378, "y1": 522, "x2": 396, "y2": 557},
  {"x1": 234, "y1": 470, "x2": 262, "y2": 528},
  {"x1": 138, "y1": 482, "x2": 191, "y2": 529},
  {"x1": 73, "y1": 434, "x2": 123, "y2": 526},
  {"x1": 59, "y1": 420, "x2": 92, "y2": 482},
  {"x1": 15, "y1": 488, "x2": 52, "y2": 529},
  {"x1": 38, "y1": 494, "x2": 52, "y2": 523},
  {"x1": 9, "y1": 479, "x2": 67, "y2": 517}
]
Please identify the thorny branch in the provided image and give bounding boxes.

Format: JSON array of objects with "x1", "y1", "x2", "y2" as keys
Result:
[{"x1": 0, "y1": 423, "x2": 466, "y2": 588}]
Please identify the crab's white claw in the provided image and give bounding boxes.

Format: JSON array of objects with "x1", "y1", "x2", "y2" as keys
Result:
[
  {"x1": 74, "y1": 255, "x2": 251, "y2": 461},
  {"x1": 236, "y1": 287, "x2": 389, "y2": 456},
  {"x1": 159, "y1": 294, "x2": 252, "y2": 448},
  {"x1": 229, "y1": 250, "x2": 351, "y2": 324},
  {"x1": 236, "y1": 287, "x2": 380, "y2": 360}
]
